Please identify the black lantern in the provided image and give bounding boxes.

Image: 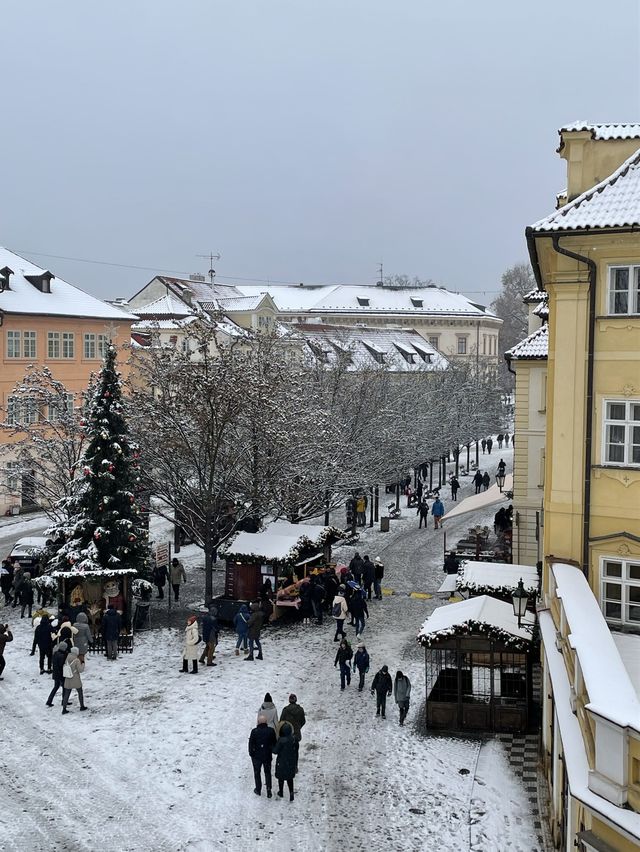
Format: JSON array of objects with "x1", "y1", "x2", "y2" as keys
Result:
[
  {"x1": 495, "y1": 471, "x2": 506, "y2": 492},
  {"x1": 511, "y1": 577, "x2": 529, "y2": 628}
]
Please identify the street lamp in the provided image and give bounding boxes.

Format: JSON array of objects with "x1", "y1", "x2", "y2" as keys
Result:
[
  {"x1": 511, "y1": 577, "x2": 529, "y2": 629},
  {"x1": 495, "y1": 471, "x2": 506, "y2": 492}
]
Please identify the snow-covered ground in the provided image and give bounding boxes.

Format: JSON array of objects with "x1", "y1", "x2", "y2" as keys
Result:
[{"x1": 0, "y1": 441, "x2": 545, "y2": 851}]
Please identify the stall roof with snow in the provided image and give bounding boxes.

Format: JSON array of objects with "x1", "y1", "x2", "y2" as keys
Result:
[
  {"x1": 418, "y1": 595, "x2": 535, "y2": 651},
  {"x1": 223, "y1": 521, "x2": 342, "y2": 564},
  {"x1": 443, "y1": 477, "x2": 512, "y2": 521},
  {"x1": 456, "y1": 561, "x2": 539, "y2": 598}
]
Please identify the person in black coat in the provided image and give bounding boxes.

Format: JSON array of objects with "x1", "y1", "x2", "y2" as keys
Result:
[
  {"x1": 371, "y1": 665, "x2": 393, "y2": 718},
  {"x1": 348, "y1": 590, "x2": 368, "y2": 639},
  {"x1": 298, "y1": 580, "x2": 313, "y2": 626},
  {"x1": 153, "y1": 564, "x2": 168, "y2": 599},
  {"x1": 273, "y1": 722, "x2": 297, "y2": 801},
  {"x1": 334, "y1": 639, "x2": 353, "y2": 690},
  {"x1": 361, "y1": 556, "x2": 375, "y2": 600},
  {"x1": 19, "y1": 574, "x2": 34, "y2": 619},
  {"x1": 46, "y1": 640, "x2": 69, "y2": 707},
  {"x1": 482, "y1": 472, "x2": 491, "y2": 491},
  {"x1": 373, "y1": 557, "x2": 384, "y2": 600},
  {"x1": 417, "y1": 499, "x2": 429, "y2": 528},
  {"x1": 443, "y1": 552, "x2": 460, "y2": 575},
  {"x1": 322, "y1": 572, "x2": 339, "y2": 615},
  {"x1": 348, "y1": 553, "x2": 364, "y2": 584},
  {"x1": 0, "y1": 559, "x2": 13, "y2": 605},
  {"x1": 198, "y1": 606, "x2": 219, "y2": 667},
  {"x1": 486, "y1": 437, "x2": 493, "y2": 454},
  {"x1": 310, "y1": 576, "x2": 325, "y2": 625},
  {"x1": 450, "y1": 476, "x2": 460, "y2": 502},
  {"x1": 473, "y1": 470, "x2": 483, "y2": 494},
  {"x1": 34, "y1": 614, "x2": 54, "y2": 674},
  {"x1": 248, "y1": 715, "x2": 277, "y2": 797},
  {"x1": 102, "y1": 605, "x2": 121, "y2": 660}
]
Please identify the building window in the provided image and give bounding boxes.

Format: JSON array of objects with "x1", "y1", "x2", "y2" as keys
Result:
[
  {"x1": 97, "y1": 335, "x2": 109, "y2": 358},
  {"x1": 84, "y1": 333, "x2": 96, "y2": 359},
  {"x1": 8, "y1": 331, "x2": 37, "y2": 359},
  {"x1": 601, "y1": 558, "x2": 640, "y2": 627},
  {"x1": 48, "y1": 332, "x2": 61, "y2": 359},
  {"x1": 62, "y1": 332, "x2": 74, "y2": 359},
  {"x1": 6, "y1": 396, "x2": 39, "y2": 426},
  {"x1": 23, "y1": 331, "x2": 36, "y2": 358},
  {"x1": 428, "y1": 336, "x2": 439, "y2": 349},
  {"x1": 457, "y1": 336, "x2": 467, "y2": 355},
  {"x1": 48, "y1": 394, "x2": 75, "y2": 422},
  {"x1": 5, "y1": 461, "x2": 20, "y2": 492},
  {"x1": 608, "y1": 266, "x2": 640, "y2": 315},
  {"x1": 7, "y1": 331, "x2": 21, "y2": 358},
  {"x1": 603, "y1": 400, "x2": 640, "y2": 466}
]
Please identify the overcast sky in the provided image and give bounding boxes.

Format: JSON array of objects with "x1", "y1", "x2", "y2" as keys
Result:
[{"x1": 3, "y1": 1, "x2": 639, "y2": 305}]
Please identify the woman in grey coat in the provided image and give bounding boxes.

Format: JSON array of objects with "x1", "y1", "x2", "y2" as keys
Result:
[
  {"x1": 62, "y1": 647, "x2": 87, "y2": 714},
  {"x1": 394, "y1": 670, "x2": 411, "y2": 726},
  {"x1": 72, "y1": 613, "x2": 93, "y2": 662},
  {"x1": 257, "y1": 693, "x2": 279, "y2": 732}
]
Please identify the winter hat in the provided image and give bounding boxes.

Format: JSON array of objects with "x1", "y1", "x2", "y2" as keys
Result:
[
  {"x1": 187, "y1": 615, "x2": 198, "y2": 625},
  {"x1": 58, "y1": 641, "x2": 68, "y2": 651},
  {"x1": 69, "y1": 647, "x2": 79, "y2": 656},
  {"x1": 288, "y1": 694, "x2": 297, "y2": 703},
  {"x1": 280, "y1": 722, "x2": 293, "y2": 737},
  {"x1": 374, "y1": 557, "x2": 382, "y2": 564},
  {"x1": 382, "y1": 665, "x2": 388, "y2": 673},
  {"x1": 357, "y1": 643, "x2": 365, "y2": 649},
  {"x1": 264, "y1": 692, "x2": 273, "y2": 703}
]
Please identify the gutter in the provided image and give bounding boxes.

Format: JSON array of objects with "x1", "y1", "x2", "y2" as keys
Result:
[{"x1": 549, "y1": 236, "x2": 597, "y2": 580}]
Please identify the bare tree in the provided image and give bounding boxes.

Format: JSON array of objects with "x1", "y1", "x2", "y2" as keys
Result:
[
  {"x1": 491, "y1": 263, "x2": 536, "y2": 386},
  {"x1": 0, "y1": 367, "x2": 90, "y2": 521}
]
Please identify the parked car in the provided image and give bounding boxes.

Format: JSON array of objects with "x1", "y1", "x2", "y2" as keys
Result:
[{"x1": 9, "y1": 536, "x2": 52, "y2": 569}]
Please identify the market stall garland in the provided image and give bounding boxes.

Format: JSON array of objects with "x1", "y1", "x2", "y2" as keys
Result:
[{"x1": 417, "y1": 620, "x2": 533, "y2": 652}]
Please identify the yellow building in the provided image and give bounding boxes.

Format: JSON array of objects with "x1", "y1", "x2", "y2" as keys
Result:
[
  {"x1": 526, "y1": 123, "x2": 640, "y2": 850},
  {"x1": 0, "y1": 248, "x2": 135, "y2": 515}
]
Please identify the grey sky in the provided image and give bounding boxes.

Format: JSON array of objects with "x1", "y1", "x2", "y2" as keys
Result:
[{"x1": 3, "y1": 1, "x2": 639, "y2": 305}]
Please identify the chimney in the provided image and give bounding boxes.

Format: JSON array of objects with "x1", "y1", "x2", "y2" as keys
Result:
[
  {"x1": 0, "y1": 266, "x2": 13, "y2": 291},
  {"x1": 25, "y1": 271, "x2": 54, "y2": 293},
  {"x1": 182, "y1": 288, "x2": 193, "y2": 306}
]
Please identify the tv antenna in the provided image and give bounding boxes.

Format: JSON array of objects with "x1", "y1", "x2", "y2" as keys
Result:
[
  {"x1": 377, "y1": 261, "x2": 384, "y2": 287},
  {"x1": 196, "y1": 252, "x2": 222, "y2": 284}
]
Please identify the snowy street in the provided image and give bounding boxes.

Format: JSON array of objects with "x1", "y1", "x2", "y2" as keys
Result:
[{"x1": 0, "y1": 444, "x2": 545, "y2": 851}]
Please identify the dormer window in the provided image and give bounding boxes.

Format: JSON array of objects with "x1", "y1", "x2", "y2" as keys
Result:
[
  {"x1": 410, "y1": 297, "x2": 423, "y2": 308},
  {"x1": 357, "y1": 297, "x2": 370, "y2": 307},
  {"x1": 25, "y1": 271, "x2": 54, "y2": 294},
  {"x1": 0, "y1": 266, "x2": 13, "y2": 291}
]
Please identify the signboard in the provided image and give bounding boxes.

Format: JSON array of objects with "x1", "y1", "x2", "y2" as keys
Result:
[{"x1": 155, "y1": 543, "x2": 170, "y2": 567}]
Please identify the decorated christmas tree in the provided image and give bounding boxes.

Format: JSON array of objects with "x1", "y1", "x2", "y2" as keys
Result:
[{"x1": 47, "y1": 344, "x2": 150, "y2": 578}]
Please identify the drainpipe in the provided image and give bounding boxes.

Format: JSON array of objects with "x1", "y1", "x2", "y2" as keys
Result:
[{"x1": 549, "y1": 235, "x2": 597, "y2": 580}]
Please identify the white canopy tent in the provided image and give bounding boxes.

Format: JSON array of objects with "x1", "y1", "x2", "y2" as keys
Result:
[{"x1": 443, "y1": 475, "x2": 513, "y2": 521}]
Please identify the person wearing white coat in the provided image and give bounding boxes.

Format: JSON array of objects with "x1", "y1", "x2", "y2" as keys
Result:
[
  {"x1": 257, "y1": 693, "x2": 279, "y2": 732},
  {"x1": 180, "y1": 615, "x2": 200, "y2": 674}
]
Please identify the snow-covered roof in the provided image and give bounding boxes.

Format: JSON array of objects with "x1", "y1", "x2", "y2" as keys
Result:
[
  {"x1": 559, "y1": 121, "x2": 640, "y2": 141},
  {"x1": 552, "y1": 562, "x2": 640, "y2": 729},
  {"x1": 131, "y1": 316, "x2": 200, "y2": 331},
  {"x1": 456, "y1": 561, "x2": 539, "y2": 596},
  {"x1": 505, "y1": 324, "x2": 548, "y2": 360},
  {"x1": 291, "y1": 324, "x2": 449, "y2": 372},
  {"x1": 532, "y1": 301, "x2": 549, "y2": 320},
  {"x1": 417, "y1": 595, "x2": 535, "y2": 648},
  {"x1": 532, "y1": 147, "x2": 640, "y2": 232},
  {"x1": 522, "y1": 288, "x2": 548, "y2": 304},
  {"x1": 217, "y1": 294, "x2": 269, "y2": 312},
  {"x1": 223, "y1": 521, "x2": 336, "y2": 562},
  {"x1": 0, "y1": 248, "x2": 137, "y2": 320},
  {"x1": 131, "y1": 294, "x2": 194, "y2": 318},
  {"x1": 240, "y1": 284, "x2": 498, "y2": 319},
  {"x1": 613, "y1": 633, "x2": 640, "y2": 702}
]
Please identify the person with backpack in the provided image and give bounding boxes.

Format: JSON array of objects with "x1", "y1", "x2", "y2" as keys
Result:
[
  {"x1": 349, "y1": 588, "x2": 368, "y2": 639},
  {"x1": 371, "y1": 665, "x2": 393, "y2": 718},
  {"x1": 431, "y1": 497, "x2": 445, "y2": 530},
  {"x1": 332, "y1": 585, "x2": 349, "y2": 642},
  {"x1": 373, "y1": 557, "x2": 384, "y2": 600},
  {"x1": 394, "y1": 671, "x2": 412, "y2": 726},
  {"x1": 198, "y1": 605, "x2": 219, "y2": 667},
  {"x1": 334, "y1": 638, "x2": 353, "y2": 690},
  {"x1": 353, "y1": 642, "x2": 370, "y2": 691},
  {"x1": 234, "y1": 603, "x2": 250, "y2": 655}
]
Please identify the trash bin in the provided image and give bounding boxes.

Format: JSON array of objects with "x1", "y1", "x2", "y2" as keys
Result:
[{"x1": 380, "y1": 517, "x2": 390, "y2": 533}]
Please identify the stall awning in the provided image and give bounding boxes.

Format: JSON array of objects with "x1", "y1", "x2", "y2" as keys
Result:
[
  {"x1": 457, "y1": 561, "x2": 539, "y2": 596},
  {"x1": 417, "y1": 595, "x2": 535, "y2": 648},
  {"x1": 443, "y1": 476, "x2": 513, "y2": 521},
  {"x1": 295, "y1": 553, "x2": 323, "y2": 567}
]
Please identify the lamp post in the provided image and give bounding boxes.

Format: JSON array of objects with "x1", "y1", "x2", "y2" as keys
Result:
[
  {"x1": 495, "y1": 471, "x2": 506, "y2": 493},
  {"x1": 511, "y1": 577, "x2": 529, "y2": 629}
]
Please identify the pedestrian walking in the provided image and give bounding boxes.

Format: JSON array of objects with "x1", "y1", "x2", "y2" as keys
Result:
[
  {"x1": 497, "y1": 458, "x2": 506, "y2": 477},
  {"x1": 153, "y1": 563, "x2": 168, "y2": 599},
  {"x1": 279, "y1": 693, "x2": 305, "y2": 772},
  {"x1": 298, "y1": 580, "x2": 313, "y2": 626},
  {"x1": 481, "y1": 438, "x2": 487, "y2": 454},
  {"x1": 417, "y1": 498, "x2": 429, "y2": 529},
  {"x1": 257, "y1": 692, "x2": 279, "y2": 732},
  {"x1": 248, "y1": 714, "x2": 277, "y2": 797},
  {"x1": 198, "y1": 605, "x2": 219, "y2": 667},
  {"x1": 61, "y1": 647, "x2": 87, "y2": 713},
  {"x1": 373, "y1": 557, "x2": 384, "y2": 600},
  {"x1": 486, "y1": 437, "x2": 493, "y2": 454},
  {"x1": 0, "y1": 622, "x2": 13, "y2": 680},
  {"x1": 170, "y1": 558, "x2": 186, "y2": 601},
  {"x1": 473, "y1": 469, "x2": 483, "y2": 494},
  {"x1": 72, "y1": 612, "x2": 93, "y2": 663},
  {"x1": 394, "y1": 671, "x2": 412, "y2": 726},
  {"x1": 102, "y1": 604, "x2": 121, "y2": 660},
  {"x1": 334, "y1": 638, "x2": 353, "y2": 690},
  {"x1": 361, "y1": 555, "x2": 375, "y2": 600},
  {"x1": 180, "y1": 614, "x2": 200, "y2": 674},
  {"x1": 482, "y1": 472, "x2": 491, "y2": 491},
  {"x1": 349, "y1": 552, "x2": 364, "y2": 584},
  {"x1": 234, "y1": 603, "x2": 250, "y2": 655},
  {"x1": 310, "y1": 575, "x2": 325, "y2": 624},
  {"x1": 0, "y1": 559, "x2": 13, "y2": 606},
  {"x1": 349, "y1": 588, "x2": 368, "y2": 638},
  {"x1": 332, "y1": 585, "x2": 349, "y2": 642},
  {"x1": 46, "y1": 640, "x2": 69, "y2": 706},
  {"x1": 19, "y1": 572, "x2": 34, "y2": 619},
  {"x1": 34, "y1": 613, "x2": 54, "y2": 674},
  {"x1": 431, "y1": 497, "x2": 445, "y2": 529},
  {"x1": 274, "y1": 722, "x2": 297, "y2": 801},
  {"x1": 497, "y1": 433, "x2": 504, "y2": 449},
  {"x1": 355, "y1": 493, "x2": 367, "y2": 527},
  {"x1": 246, "y1": 602, "x2": 264, "y2": 661},
  {"x1": 450, "y1": 476, "x2": 460, "y2": 502},
  {"x1": 323, "y1": 570, "x2": 339, "y2": 615},
  {"x1": 353, "y1": 642, "x2": 370, "y2": 691},
  {"x1": 371, "y1": 665, "x2": 393, "y2": 718},
  {"x1": 504, "y1": 432, "x2": 510, "y2": 447}
]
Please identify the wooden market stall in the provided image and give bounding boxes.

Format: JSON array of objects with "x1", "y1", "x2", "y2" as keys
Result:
[
  {"x1": 51, "y1": 567, "x2": 138, "y2": 653},
  {"x1": 216, "y1": 521, "x2": 342, "y2": 621},
  {"x1": 418, "y1": 595, "x2": 536, "y2": 733}
]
